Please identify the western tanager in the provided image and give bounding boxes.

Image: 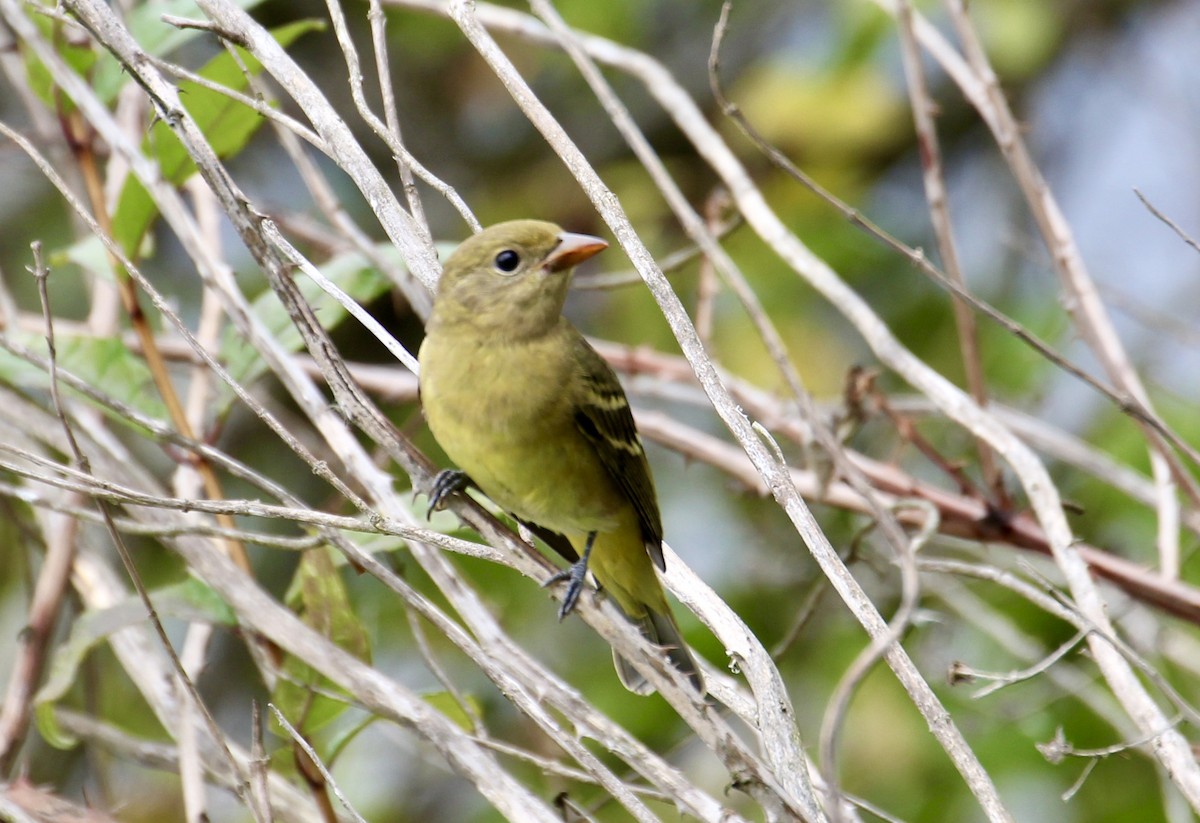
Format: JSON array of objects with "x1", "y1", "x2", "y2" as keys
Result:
[{"x1": 419, "y1": 219, "x2": 702, "y2": 694}]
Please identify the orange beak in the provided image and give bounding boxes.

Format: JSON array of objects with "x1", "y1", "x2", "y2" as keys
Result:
[{"x1": 544, "y1": 231, "x2": 608, "y2": 272}]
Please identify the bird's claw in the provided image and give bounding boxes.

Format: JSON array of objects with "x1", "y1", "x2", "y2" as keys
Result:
[
  {"x1": 427, "y1": 469, "x2": 469, "y2": 519},
  {"x1": 543, "y1": 559, "x2": 589, "y2": 621}
]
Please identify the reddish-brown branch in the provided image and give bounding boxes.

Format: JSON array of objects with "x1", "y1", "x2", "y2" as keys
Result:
[{"x1": 593, "y1": 341, "x2": 1200, "y2": 628}]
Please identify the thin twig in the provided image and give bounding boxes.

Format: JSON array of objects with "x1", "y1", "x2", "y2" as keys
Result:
[
  {"x1": 695, "y1": 188, "x2": 730, "y2": 345},
  {"x1": 28, "y1": 242, "x2": 258, "y2": 817},
  {"x1": 0, "y1": 244, "x2": 83, "y2": 775},
  {"x1": 1134, "y1": 188, "x2": 1200, "y2": 256},
  {"x1": 367, "y1": 0, "x2": 432, "y2": 241},
  {"x1": 892, "y1": 0, "x2": 1003, "y2": 504},
  {"x1": 320, "y1": 0, "x2": 479, "y2": 232},
  {"x1": 819, "y1": 501, "x2": 937, "y2": 822},
  {"x1": 940, "y1": 0, "x2": 1196, "y2": 568},
  {"x1": 962, "y1": 629, "x2": 1088, "y2": 700},
  {"x1": 269, "y1": 705, "x2": 368, "y2": 823},
  {"x1": 703, "y1": 2, "x2": 1200, "y2": 487}
]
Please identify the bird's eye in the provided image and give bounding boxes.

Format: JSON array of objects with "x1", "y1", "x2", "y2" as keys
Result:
[{"x1": 494, "y1": 249, "x2": 521, "y2": 273}]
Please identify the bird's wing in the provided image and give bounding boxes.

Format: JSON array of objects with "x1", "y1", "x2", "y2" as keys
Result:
[
  {"x1": 517, "y1": 518, "x2": 580, "y2": 564},
  {"x1": 571, "y1": 338, "x2": 666, "y2": 571}
]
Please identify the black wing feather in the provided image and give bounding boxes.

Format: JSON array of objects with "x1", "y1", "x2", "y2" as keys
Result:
[{"x1": 571, "y1": 339, "x2": 665, "y2": 571}]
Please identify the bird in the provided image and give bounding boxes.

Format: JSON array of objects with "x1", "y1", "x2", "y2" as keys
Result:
[{"x1": 418, "y1": 219, "x2": 703, "y2": 695}]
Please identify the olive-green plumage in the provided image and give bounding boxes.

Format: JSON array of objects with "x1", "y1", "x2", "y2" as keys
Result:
[{"x1": 418, "y1": 220, "x2": 702, "y2": 694}]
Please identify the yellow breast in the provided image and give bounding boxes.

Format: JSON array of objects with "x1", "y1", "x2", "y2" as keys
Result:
[{"x1": 419, "y1": 329, "x2": 624, "y2": 534}]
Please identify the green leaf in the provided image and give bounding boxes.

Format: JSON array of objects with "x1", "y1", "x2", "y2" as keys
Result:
[
  {"x1": 57, "y1": 335, "x2": 170, "y2": 421},
  {"x1": 219, "y1": 245, "x2": 397, "y2": 397},
  {"x1": 96, "y1": 0, "x2": 267, "y2": 101},
  {"x1": 422, "y1": 690, "x2": 481, "y2": 733},
  {"x1": 0, "y1": 339, "x2": 56, "y2": 390},
  {"x1": 21, "y1": 10, "x2": 99, "y2": 111},
  {"x1": 0, "y1": 329, "x2": 170, "y2": 422},
  {"x1": 35, "y1": 579, "x2": 236, "y2": 749},
  {"x1": 23, "y1": 1, "x2": 271, "y2": 112},
  {"x1": 322, "y1": 713, "x2": 378, "y2": 767},
  {"x1": 58, "y1": 235, "x2": 119, "y2": 284},
  {"x1": 271, "y1": 547, "x2": 371, "y2": 739},
  {"x1": 111, "y1": 19, "x2": 323, "y2": 257}
]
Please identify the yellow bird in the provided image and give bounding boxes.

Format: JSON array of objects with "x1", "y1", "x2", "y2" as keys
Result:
[{"x1": 418, "y1": 220, "x2": 702, "y2": 694}]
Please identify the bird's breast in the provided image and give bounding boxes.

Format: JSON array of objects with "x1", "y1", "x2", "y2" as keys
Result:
[
  {"x1": 420, "y1": 333, "x2": 571, "y2": 432},
  {"x1": 418, "y1": 330, "x2": 622, "y2": 533}
]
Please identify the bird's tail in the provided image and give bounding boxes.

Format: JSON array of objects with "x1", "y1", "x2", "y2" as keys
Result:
[{"x1": 612, "y1": 605, "x2": 704, "y2": 696}]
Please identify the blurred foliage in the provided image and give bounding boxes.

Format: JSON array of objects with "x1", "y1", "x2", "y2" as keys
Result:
[{"x1": 1, "y1": 0, "x2": 1198, "y2": 821}]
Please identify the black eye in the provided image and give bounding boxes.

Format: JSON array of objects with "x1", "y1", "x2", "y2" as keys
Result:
[{"x1": 494, "y1": 249, "x2": 520, "y2": 273}]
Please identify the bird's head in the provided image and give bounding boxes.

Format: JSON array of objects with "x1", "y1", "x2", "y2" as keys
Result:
[{"x1": 431, "y1": 220, "x2": 607, "y2": 339}]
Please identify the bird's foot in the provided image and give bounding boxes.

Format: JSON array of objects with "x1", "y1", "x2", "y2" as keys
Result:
[
  {"x1": 543, "y1": 531, "x2": 597, "y2": 621},
  {"x1": 427, "y1": 469, "x2": 470, "y2": 519},
  {"x1": 543, "y1": 559, "x2": 591, "y2": 621}
]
